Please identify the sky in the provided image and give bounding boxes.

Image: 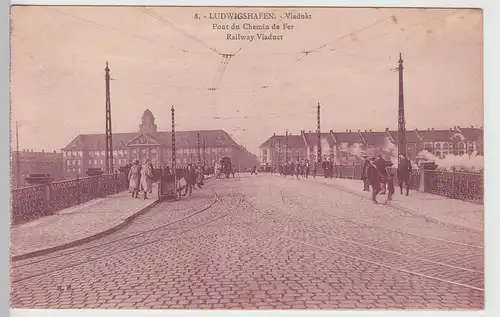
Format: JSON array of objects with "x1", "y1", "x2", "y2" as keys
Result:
[{"x1": 10, "y1": 6, "x2": 483, "y2": 155}]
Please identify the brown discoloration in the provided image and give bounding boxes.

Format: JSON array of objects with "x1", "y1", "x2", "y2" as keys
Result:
[{"x1": 9, "y1": 6, "x2": 483, "y2": 311}]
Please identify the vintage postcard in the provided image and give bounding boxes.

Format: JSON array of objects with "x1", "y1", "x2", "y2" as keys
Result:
[{"x1": 10, "y1": 5, "x2": 483, "y2": 310}]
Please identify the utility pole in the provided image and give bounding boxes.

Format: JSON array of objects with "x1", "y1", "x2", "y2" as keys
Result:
[
  {"x1": 15, "y1": 121, "x2": 20, "y2": 188},
  {"x1": 397, "y1": 53, "x2": 406, "y2": 158},
  {"x1": 202, "y1": 137, "x2": 206, "y2": 168},
  {"x1": 285, "y1": 130, "x2": 288, "y2": 163},
  {"x1": 171, "y1": 106, "x2": 176, "y2": 172},
  {"x1": 317, "y1": 102, "x2": 321, "y2": 163},
  {"x1": 277, "y1": 139, "x2": 281, "y2": 166},
  {"x1": 197, "y1": 133, "x2": 201, "y2": 166},
  {"x1": 105, "y1": 62, "x2": 114, "y2": 174}
]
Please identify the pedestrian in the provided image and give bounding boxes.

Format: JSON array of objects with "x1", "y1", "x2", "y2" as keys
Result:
[
  {"x1": 176, "y1": 174, "x2": 187, "y2": 199},
  {"x1": 375, "y1": 153, "x2": 389, "y2": 194},
  {"x1": 295, "y1": 161, "x2": 301, "y2": 179},
  {"x1": 361, "y1": 154, "x2": 370, "y2": 191},
  {"x1": 397, "y1": 154, "x2": 412, "y2": 196},
  {"x1": 387, "y1": 171, "x2": 395, "y2": 201},
  {"x1": 322, "y1": 160, "x2": 327, "y2": 178},
  {"x1": 305, "y1": 161, "x2": 310, "y2": 179},
  {"x1": 123, "y1": 160, "x2": 132, "y2": 188},
  {"x1": 328, "y1": 159, "x2": 334, "y2": 179},
  {"x1": 367, "y1": 157, "x2": 382, "y2": 204},
  {"x1": 251, "y1": 165, "x2": 257, "y2": 175},
  {"x1": 127, "y1": 160, "x2": 141, "y2": 198},
  {"x1": 147, "y1": 159, "x2": 154, "y2": 192},
  {"x1": 196, "y1": 165, "x2": 204, "y2": 189},
  {"x1": 312, "y1": 161, "x2": 317, "y2": 179},
  {"x1": 140, "y1": 159, "x2": 154, "y2": 199},
  {"x1": 184, "y1": 164, "x2": 197, "y2": 196}
]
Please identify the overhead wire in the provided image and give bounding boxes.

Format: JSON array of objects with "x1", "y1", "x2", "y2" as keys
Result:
[
  {"x1": 106, "y1": 8, "x2": 466, "y2": 118},
  {"x1": 48, "y1": 8, "x2": 203, "y2": 55},
  {"x1": 251, "y1": 9, "x2": 463, "y2": 99},
  {"x1": 140, "y1": 7, "x2": 223, "y2": 56},
  {"x1": 248, "y1": 12, "x2": 399, "y2": 109}
]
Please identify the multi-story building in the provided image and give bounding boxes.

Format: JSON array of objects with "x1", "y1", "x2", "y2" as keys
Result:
[
  {"x1": 259, "y1": 126, "x2": 483, "y2": 166},
  {"x1": 61, "y1": 109, "x2": 258, "y2": 178},
  {"x1": 10, "y1": 149, "x2": 64, "y2": 188}
]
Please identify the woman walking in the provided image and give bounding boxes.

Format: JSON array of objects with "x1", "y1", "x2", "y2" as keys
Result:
[
  {"x1": 140, "y1": 159, "x2": 154, "y2": 199},
  {"x1": 128, "y1": 160, "x2": 141, "y2": 198}
]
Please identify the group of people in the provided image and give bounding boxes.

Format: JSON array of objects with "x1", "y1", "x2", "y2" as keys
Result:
[
  {"x1": 361, "y1": 153, "x2": 413, "y2": 204},
  {"x1": 124, "y1": 160, "x2": 206, "y2": 199},
  {"x1": 214, "y1": 162, "x2": 236, "y2": 178},
  {"x1": 278, "y1": 160, "x2": 317, "y2": 179},
  {"x1": 125, "y1": 159, "x2": 154, "y2": 199},
  {"x1": 176, "y1": 163, "x2": 205, "y2": 198}
]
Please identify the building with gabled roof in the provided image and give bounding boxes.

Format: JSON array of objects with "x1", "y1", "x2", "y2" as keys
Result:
[
  {"x1": 61, "y1": 109, "x2": 258, "y2": 178},
  {"x1": 259, "y1": 126, "x2": 483, "y2": 167}
]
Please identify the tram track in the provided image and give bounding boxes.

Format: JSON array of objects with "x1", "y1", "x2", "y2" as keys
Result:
[
  {"x1": 279, "y1": 189, "x2": 483, "y2": 253},
  {"x1": 272, "y1": 188, "x2": 483, "y2": 272},
  {"x1": 227, "y1": 192, "x2": 483, "y2": 291},
  {"x1": 295, "y1": 176, "x2": 483, "y2": 236},
  {"x1": 11, "y1": 190, "x2": 243, "y2": 283}
]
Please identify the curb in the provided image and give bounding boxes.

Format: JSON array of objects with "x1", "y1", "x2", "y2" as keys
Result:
[
  {"x1": 317, "y1": 179, "x2": 482, "y2": 233},
  {"x1": 272, "y1": 174, "x2": 482, "y2": 233},
  {"x1": 11, "y1": 176, "x2": 216, "y2": 261},
  {"x1": 11, "y1": 199, "x2": 160, "y2": 262}
]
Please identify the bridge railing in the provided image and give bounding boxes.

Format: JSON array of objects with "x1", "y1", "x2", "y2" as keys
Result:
[
  {"x1": 318, "y1": 164, "x2": 482, "y2": 204},
  {"x1": 423, "y1": 170, "x2": 483, "y2": 204},
  {"x1": 11, "y1": 173, "x2": 127, "y2": 225}
]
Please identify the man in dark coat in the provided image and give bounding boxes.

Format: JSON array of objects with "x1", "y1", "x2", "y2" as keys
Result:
[
  {"x1": 397, "y1": 154, "x2": 412, "y2": 196},
  {"x1": 322, "y1": 160, "x2": 327, "y2": 178},
  {"x1": 374, "y1": 154, "x2": 389, "y2": 194},
  {"x1": 329, "y1": 159, "x2": 334, "y2": 178},
  {"x1": 360, "y1": 155, "x2": 370, "y2": 191},
  {"x1": 367, "y1": 158, "x2": 382, "y2": 204},
  {"x1": 123, "y1": 160, "x2": 132, "y2": 188},
  {"x1": 183, "y1": 164, "x2": 197, "y2": 196}
]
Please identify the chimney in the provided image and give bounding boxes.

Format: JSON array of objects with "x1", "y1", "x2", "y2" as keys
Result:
[
  {"x1": 369, "y1": 129, "x2": 372, "y2": 132},
  {"x1": 432, "y1": 128, "x2": 434, "y2": 131},
  {"x1": 385, "y1": 128, "x2": 389, "y2": 132},
  {"x1": 428, "y1": 128, "x2": 430, "y2": 131},
  {"x1": 349, "y1": 129, "x2": 351, "y2": 133},
  {"x1": 364, "y1": 130, "x2": 367, "y2": 132},
  {"x1": 471, "y1": 125, "x2": 474, "y2": 128},
  {"x1": 53, "y1": 150, "x2": 56, "y2": 153},
  {"x1": 41, "y1": 149, "x2": 44, "y2": 152}
]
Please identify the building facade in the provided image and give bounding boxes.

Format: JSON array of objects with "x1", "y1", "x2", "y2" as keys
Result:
[
  {"x1": 61, "y1": 109, "x2": 258, "y2": 178},
  {"x1": 11, "y1": 150, "x2": 64, "y2": 188},
  {"x1": 259, "y1": 126, "x2": 483, "y2": 166}
]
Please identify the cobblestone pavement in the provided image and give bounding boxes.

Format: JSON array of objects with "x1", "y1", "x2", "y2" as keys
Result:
[{"x1": 10, "y1": 174, "x2": 483, "y2": 309}]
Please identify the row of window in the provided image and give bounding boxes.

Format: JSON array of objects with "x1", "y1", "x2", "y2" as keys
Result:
[
  {"x1": 64, "y1": 147, "x2": 231, "y2": 158},
  {"x1": 423, "y1": 142, "x2": 474, "y2": 150},
  {"x1": 65, "y1": 153, "x2": 231, "y2": 170}
]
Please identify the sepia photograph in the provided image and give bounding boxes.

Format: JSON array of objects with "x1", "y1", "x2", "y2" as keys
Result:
[{"x1": 9, "y1": 5, "x2": 484, "y2": 310}]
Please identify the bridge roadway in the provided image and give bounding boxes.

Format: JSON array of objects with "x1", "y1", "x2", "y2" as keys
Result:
[{"x1": 10, "y1": 174, "x2": 484, "y2": 309}]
